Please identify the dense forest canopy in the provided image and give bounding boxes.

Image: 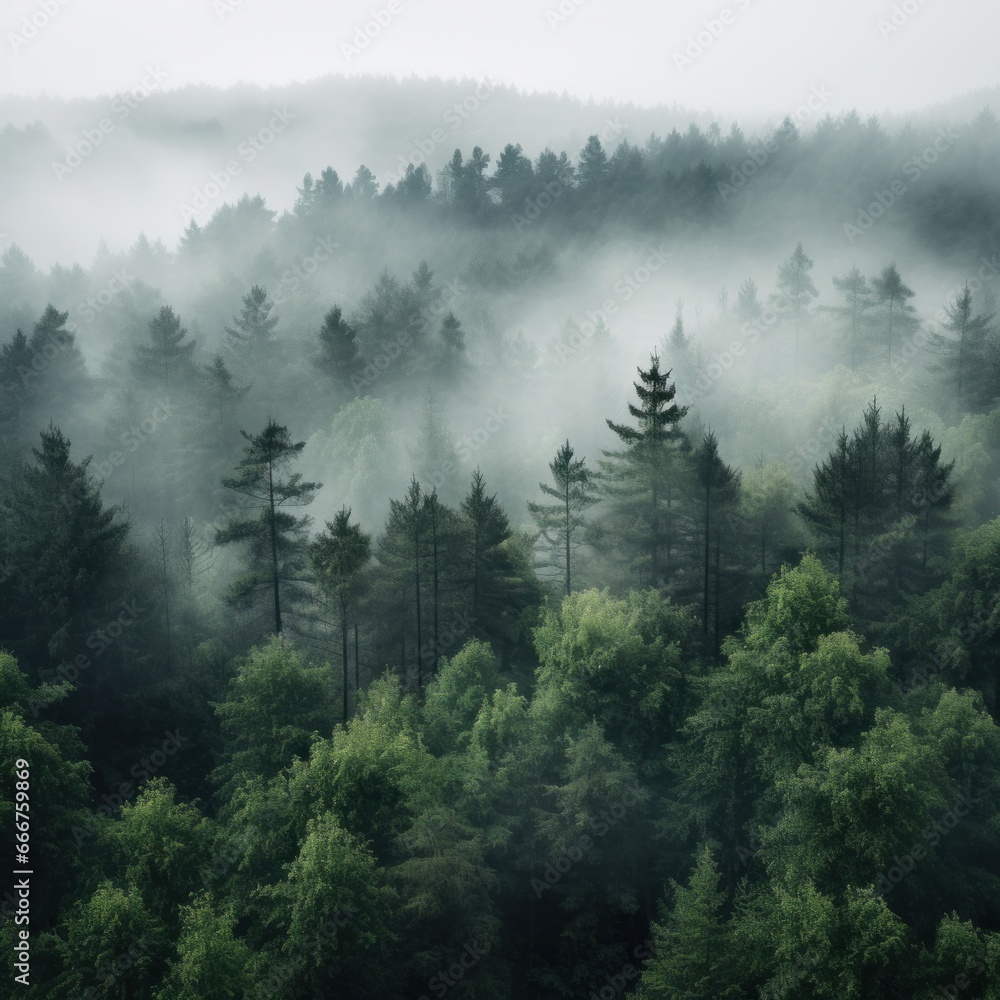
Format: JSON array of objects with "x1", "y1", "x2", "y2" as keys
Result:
[{"x1": 3, "y1": 75, "x2": 1000, "y2": 998}]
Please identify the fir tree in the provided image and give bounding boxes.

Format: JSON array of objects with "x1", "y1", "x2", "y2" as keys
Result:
[
  {"x1": 215, "y1": 419, "x2": 321, "y2": 637},
  {"x1": 599, "y1": 352, "x2": 689, "y2": 587},
  {"x1": 132, "y1": 305, "x2": 197, "y2": 388},
  {"x1": 315, "y1": 305, "x2": 364, "y2": 397},
  {"x1": 527, "y1": 440, "x2": 598, "y2": 595},
  {"x1": 310, "y1": 507, "x2": 372, "y2": 721}
]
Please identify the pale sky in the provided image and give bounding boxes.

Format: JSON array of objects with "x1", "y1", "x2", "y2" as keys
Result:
[{"x1": 1, "y1": 0, "x2": 996, "y2": 114}]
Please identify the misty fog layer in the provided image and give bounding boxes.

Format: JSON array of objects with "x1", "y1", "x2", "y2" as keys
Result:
[{"x1": 4, "y1": 74, "x2": 1000, "y2": 999}]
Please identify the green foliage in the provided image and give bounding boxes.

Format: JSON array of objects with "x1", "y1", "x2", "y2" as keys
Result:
[
  {"x1": 213, "y1": 637, "x2": 335, "y2": 795},
  {"x1": 533, "y1": 588, "x2": 696, "y2": 760}
]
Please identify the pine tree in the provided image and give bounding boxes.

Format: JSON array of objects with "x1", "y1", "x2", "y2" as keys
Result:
[
  {"x1": 379, "y1": 477, "x2": 427, "y2": 689},
  {"x1": 310, "y1": 507, "x2": 372, "y2": 721},
  {"x1": 872, "y1": 263, "x2": 916, "y2": 364},
  {"x1": 773, "y1": 243, "x2": 818, "y2": 377},
  {"x1": 132, "y1": 306, "x2": 197, "y2": 388},
  {"x1": 690, "y1": 431, "x2": 741, "y2": 646},
  {"x1": 798, "y1": 400, "x2": 954, "y2": 617},
  {"x1": 224, "y1": 285, "x2": 279, "y2": 370},
  {"x1": 599, "y1": 352, "x2": 689, "y2": 587},
  {"x1": 931, "y1": 284, "x2": 994, "y2": 410},
  {"x1": 461, "y1": 468, "x2": 511, "y2": 624},
  {"x1": 437, "y1": 311, "x2": 468, "y2": 381},
  {"x1": 215, "y1": 419, "x2": 321, "y2": 637},
  {"x1": 315, "y1": 305, "x2": 364, "y2": 397},
  {"x1": 830, "y1": 266, "x2": 874, "y2": 369},
  {"x1": 638, "y1": 844, "x2": 735, "y2": 999},
  {"x1": 0, "y1": 425, "x2": 132, "y2": 671},
  {"x1": 527, "y1": 440, "x2": 598, "y2": 595},
  {"x1": 735, "y1": 278, "x2": 761, "y2": 325}
]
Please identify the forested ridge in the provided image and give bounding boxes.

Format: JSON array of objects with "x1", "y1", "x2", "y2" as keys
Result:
[{"x1": 3, "y1": 100, "x2": 1000, "y2": 998}]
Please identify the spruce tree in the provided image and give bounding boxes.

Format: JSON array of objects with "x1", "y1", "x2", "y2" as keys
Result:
[
  {"x1": 379, "y1": 477, "x2": 427, "y2": 689},
  {"x1": 132, "y1": 306, "x2": 196, "y2": 388},
  {"x1": 527, "y1": 439, "x2": 598, "y2": 595},
  {"x1": 773, "y1": 243, "x2": 818, "y2": 377},
  {"x1": 315, "y1": 305, "x2": 364, "y2": 397},
  {"x1": 599, "y1": 352, "x2": 689, "y2": 587},
  {"x1": 830, "y1": 266, "x2": 874, "y2": 369},
  {"x1": 215, "y1": 419, "x2": 321, "y2": 637},
  {"x1": 224, "y1": 285, "x2": 279, "y2": 371},
  {"x1": 310, "y1": 507, "x2": 371, "y2": 721},
  {"x1": 872, "y1": 263, "x2": 916, "y2": 364},
  {"x1": 690, "y1": 431, "x2": 741, "y2": 645}
]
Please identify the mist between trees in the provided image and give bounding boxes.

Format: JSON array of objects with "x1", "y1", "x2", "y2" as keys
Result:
[{"x1": 3, "y1": 94, "x2": 1000, "y2": 998}]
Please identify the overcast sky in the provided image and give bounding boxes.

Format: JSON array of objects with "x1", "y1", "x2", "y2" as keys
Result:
[{"x1": 1, "y1": 0, "x2": 996, "y2": 114}]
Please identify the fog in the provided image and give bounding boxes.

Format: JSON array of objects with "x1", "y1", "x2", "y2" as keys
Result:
[{"x1": 5, "y1": 18, "x2": 1000, "y2": 997}]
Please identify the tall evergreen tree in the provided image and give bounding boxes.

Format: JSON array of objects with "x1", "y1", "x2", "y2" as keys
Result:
[
  {"x1": 224, "y1": 285, "x2": 279, "y2": 371},
  {"x1": 773, "y1": 243, "x2": 818, "y2": 377},
  {"x1": 215, "y1": 420, "x2": 321, "y2": 637},
  {"x1": 379, "y1": 476, "x2": 427, "y2": 689},
  {"x1": 461, "y1": 468, "x2": 512, "y2": 625},
  {"x1": 931, "y1": 283, "x2": 995, "y2": 410},
  {"x1": 315, "y1": 305, "x2": 364, "y2": 397},
  {"x1": 872, "y1": 262, "x2": 916, "y2": 364},
  {"x1": 310, "y1": 507, "x2": 372, "y2": 721},
  {"x1": 599, "y1": 352, "x2": 689, "y2": 587},
  {"x1": 527, "y1": 440, "x2": 599, "y2": 595},
  {"x1": 132, "y1": 305, "x2": 197, "y2": 388},
  {"x1": 0, "y1": 425, "x2": 132, "y2": 671},
  {"x1": 829, "y1": 266, "x2": 874, "y2": 369},
  {"x1": 690, "y1": 431, "x2": 741, "y2": 647}
]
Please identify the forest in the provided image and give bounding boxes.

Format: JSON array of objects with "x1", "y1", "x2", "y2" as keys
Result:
[{"x1": 2, "y1": 93, "x2": 1000, "y2": 998}]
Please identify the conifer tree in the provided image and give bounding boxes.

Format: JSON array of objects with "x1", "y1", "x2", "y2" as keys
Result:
[
  {"x1": 310, "y1": 507, "x2": 372, "y2": 720},
  {"x1": 830, "y1": 266, "x2": 874, "y2": 369},
  {"x1": 599, "y1": 352, "x2": 689, "y2": 587},
  {"x1": 132, "y1": 305, "x2": 197, "y2": 388},
  {"x1": 461, "y1": 468, "x2": 511, "y2": 623},
  {"x1": 690, "y1": 431, "x2": 741, "y2": 645},
  {"x1": 380, "y1": 476, "x2": 427, "y2": 688},
  {"x1": 527, "y1": 440, "x2": 598, "y2": 595},
  {"x1": 315, "y1": 305, "x2": 364, "y2": 397},
  {"x1": 224, "y1": 285, "x2": 278, "y2": 370},
  {"x1": 215, "y1": 419, "x2": 321, "y2": 637},
  {"x1": 872, "y1": 262, "x2": 916, "y2": 364},
  {"x1": 931, "y1": 283, "x2": 994, "y2": 409},
  {"x1": 773, "y1": 243, "x2": 818, "y2": 377}
]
